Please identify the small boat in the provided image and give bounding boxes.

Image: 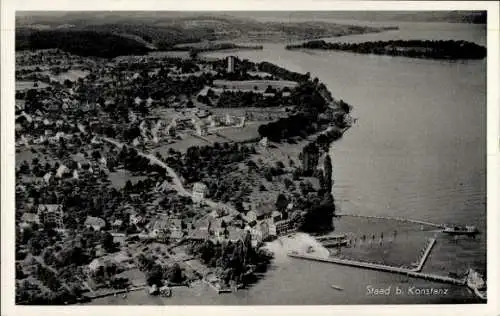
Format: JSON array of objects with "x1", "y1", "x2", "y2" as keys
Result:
[
  {"x1": 443, "y1": 225, "x2": 479, "y2": 236},
  {"x1": 331, "y1": 284, "x2": 344, "y2": 291}
]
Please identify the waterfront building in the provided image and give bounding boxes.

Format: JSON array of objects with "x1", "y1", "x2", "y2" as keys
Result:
[
  {"x1": 244, "y1": 225, "x2": 263, "y2": 246},
  {"x1": 275, "y1": 218, "x2": 295, "y2": 236},
  {"x1": 259, "y1": 221, "x2": 270, "y2": 241},
  {"x1": 268, "y1": 221, "x2": 277, "y2": 237},
  {"x1": 37, "y1": 204, "x2": 64, "y2": 229}
]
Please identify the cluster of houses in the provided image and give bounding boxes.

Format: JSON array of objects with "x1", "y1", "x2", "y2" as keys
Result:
[
  {"x1": 19, "y1": 204, "x2": 65, "y2": 231},
  {"x1": 242, "y1": 202, "x2": 298, "y2": 244},
  {"x1": 189, "y1": 181, "x2": 300, "y2": 246}
]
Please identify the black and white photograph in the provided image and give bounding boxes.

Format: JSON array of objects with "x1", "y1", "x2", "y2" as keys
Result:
[{"x1": 1, "y1": 1, "x2": 499, "y2": 314}]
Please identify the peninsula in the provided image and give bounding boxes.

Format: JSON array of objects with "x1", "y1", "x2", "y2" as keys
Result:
[{"x1": 15, "y1": 43, "x2": 352, "y2": 304}]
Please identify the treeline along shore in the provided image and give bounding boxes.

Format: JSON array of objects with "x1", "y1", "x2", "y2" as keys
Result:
[
  {"x1": 286, "y1": 39, "x2": 487, "y2": 60},
  {"x1": 255, "y1": 62, "x2": 354, "y2": 233}
]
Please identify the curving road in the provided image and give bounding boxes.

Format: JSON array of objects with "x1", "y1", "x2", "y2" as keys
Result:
[{"x1": 100, "y1": 136, "x2": 238, "y2": 216}]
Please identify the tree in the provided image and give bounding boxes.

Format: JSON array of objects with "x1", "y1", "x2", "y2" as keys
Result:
[
  {"x1": 275, "y1": 194, "x2": 288, "y2": 212},
  {"x1": 263, "y1": 168, "x2": 273, "y2": 182},
  {"x1": 235, "y1": 200, "x2": 245, "y2": 213},
  {"x1": 19, "y1": 160, "x2": 30, "y2": 174},
  {"x1": 124, "y1": 180, "x2": 133, "y2": 193},
  {"x1": 101, "y1": 232, "x2": 116, "y2": 253},
  {"x1": 146, "y1": 264, "x2": 164, "y2": 287},
  {"x1": 165, "y1": 263, "x2": 184, "y2": 284},
  {"x1": 283, "y1": 177, "x2": 294, "y2": 189}
]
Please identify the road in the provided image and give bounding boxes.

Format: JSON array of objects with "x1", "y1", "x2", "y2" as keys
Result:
[{"x1": 100, "y1": 136, "x2": 239, "y2": 217}]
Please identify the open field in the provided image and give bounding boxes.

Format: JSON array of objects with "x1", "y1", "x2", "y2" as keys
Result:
[
  {"x1": 16, "y1": 146, "x2": 60, "y2": 168},
  {"x1": 211, "y1": 123, "x2": 262, "y2": 142},
  {"x1": 108, "y1": 169, "x2": 148, "y2": 189}
]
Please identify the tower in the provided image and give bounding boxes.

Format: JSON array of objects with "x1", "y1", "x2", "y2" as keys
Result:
[{"x1": 227, "y1": 56, "x2": 235, "y2": 73}]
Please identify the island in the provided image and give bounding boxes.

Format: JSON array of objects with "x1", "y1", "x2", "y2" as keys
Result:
[{"x1": 285, "y1": 39, "x2": 487, "y2": 60}]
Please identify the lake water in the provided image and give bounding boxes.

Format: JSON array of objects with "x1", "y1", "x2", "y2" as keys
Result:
[{"x1": 92, "y1": 21, "x2": 487, "y2": 305}]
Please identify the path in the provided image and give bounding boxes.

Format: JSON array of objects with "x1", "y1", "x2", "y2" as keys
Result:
[
  {"x1": 288, "y1": 252, "x2": 465, "y2": 285},
  {"x1": 336, "y1": 213, "x2": 444, "y2": 228}
]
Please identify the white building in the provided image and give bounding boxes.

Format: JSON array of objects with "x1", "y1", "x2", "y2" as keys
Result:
[
  {"x1": 37, "y1": 204, "x2": 64, "y2": 229},
  {"x1": 227, "y1": 56, "x2": 235, "y2": 73},
  {"x1": 56, "y1": 164, "x2": 70, "y2": 178},
  {"x1": 259, "y1": 137, "x2": 268, "y2": 149},
  {"x1": 192, "y1": 182, "x2": 207, "y2": 203}
]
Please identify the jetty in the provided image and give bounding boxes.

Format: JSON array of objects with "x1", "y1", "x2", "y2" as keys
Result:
[
  {"x1": 413, "y1": 237, "x2": 436, "y2": 272},
  {"x1": 287, "y1": 251, "x2": 464, "y2": 286},
  {"x1": 336, "y1": 213, "x2": 444, "y2": 228}
]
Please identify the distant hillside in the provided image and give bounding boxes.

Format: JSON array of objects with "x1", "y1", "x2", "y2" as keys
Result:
[
  {"x1": 16, "y1": 13, "x2": 397, "y2": 50},
  {"x1": 16, "y1": 28, "x2": 151, "y2": 58},
  {"x1": 231, "y1": 11, "x2": 487, "y2": 24}
]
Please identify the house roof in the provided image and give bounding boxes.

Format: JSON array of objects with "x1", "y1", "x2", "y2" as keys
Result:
[
  {"x1": 21, "y1": 212, "x2": 39, "y2": 223},
  {"x1": 37, "y1": 204, "x2": 62, "y2": 213},
  {"x1": 88, "y1": 258, "x2": 104, "y2": 271},
  {"x1": 193, "y1": 182, "x2": 207, "y2": 192},
  {"x1": 85, "y1": 216, "x2": 106, "y2": 227},
  {"x1": 227, "y1": 227, "x2": 245, "y2": 241},
  {"x1": 255, "y1": 203, "x2": 274, "y2": 217}
]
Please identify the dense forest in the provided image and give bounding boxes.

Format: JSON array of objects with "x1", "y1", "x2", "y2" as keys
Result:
[
  {"x1": 286, "y1": 39, "x2": 487, "y2": 60},
  {"x1": 16, "y1": 29, "x2": 152, "y2": 58}
]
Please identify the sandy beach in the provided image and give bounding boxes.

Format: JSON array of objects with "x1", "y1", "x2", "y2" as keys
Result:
[{"x1": 264, "y1": 232, "x2": 330, "y2": 263}]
